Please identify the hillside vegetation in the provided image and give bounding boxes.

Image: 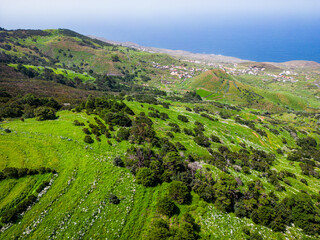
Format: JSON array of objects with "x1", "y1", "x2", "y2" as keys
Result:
[
  {"x1": 182, "y1": 69, "x2": 320, "y2": 112},
  {"x1": 1, "y1": 28, "x2": 320, "y2": 239}
]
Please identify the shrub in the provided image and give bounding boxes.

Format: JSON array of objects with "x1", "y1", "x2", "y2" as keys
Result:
[
  {"x1": 104, "y1": 130, "x2": 111, "y2": 138},
  {"x1": 84, "y1": 135, "x2": 94, "y2": 144},
  {"x1": 297, "y1": 137, "x2": 317, "y2": 150},
  {"x1": 194, "y1": 135, "x2": 210, "y2": 147},
  {"x1": 176, "y1": 142, "x2": 186, "y2": 151},
  {"x1": 113, "y1": 156, "x2": 124, "y2": 167},
  {"x1": 300, "y1": 178, "x2": 308, "y2": 185},
  {"x1": 210, "y1": 134, "x2": 221, "y2": 143},
  {"x1": 91, "y1": 127, "x2": 101, "y2": 136},
  {"x1": 34, "y1": 106, "x2": 56, "y2": 121},
  {"x1": 73, "y1": 120, "x2": 85, "y2": 126},
  {"x1": 168, "y1": 123, "x2": 181, "y2": 133},
  {"x1": 178, "y1": 115, "x2": 189, "y2": 122},
  {"x1": 136, "y1": 167, "x2": 157, "y2": 187},
  {"x1": 3, "y1": 167, "x2": 18, "y2": 178},
  {"x1": 242, "y1": 166, "x2": 251, "y2": 174},
  {"x1": 144, "y1": 219, "x2": 170, "y2": 240},
  {"x1": 166, "y1": 132, "x2": 174, "y2": 138},
  {"x1": 4, "y1": 128, "x2": 11, "y2": 133},
  {"x1": 82, "y1": 128, "x2": 91, "y2": 135},
  {"x1": 117, "y1": 127, "x2": 130, "y2": 141},
  {"x1": 160, "y1": 112, "x2": 169, "y2": 120},
  {"x1": 183, "y1": 128, "x2": 194, "y2": 136},
  {"x1": 104, "y1": 112, "x2": 132, "y2": 127},
  {"x1": 109, "y1": 194, "x2": 120, "y2": 204},
  {"x1": 1, "y1": 208, "x2": 18, "y2": 223},
  {"x1": 156, "y1": 197, "x2": 176, "y2": 217},
  {"x1": 36, "y1": 181, "x2": 49, "y2": 193},
  {"x1": 168, "y1": 181, "x2": 190, "y2": 204}
]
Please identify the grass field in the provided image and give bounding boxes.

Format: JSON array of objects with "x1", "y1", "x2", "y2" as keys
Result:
[{"x1": 1, "y1": 100, "x2": 319, "y2": 239}]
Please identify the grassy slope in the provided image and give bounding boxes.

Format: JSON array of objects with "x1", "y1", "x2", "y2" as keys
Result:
[
  {"x1": 1, "y1": 101, "x2": 319, "y2": 239},
  {"x1": 0, "y1": 29, "x2": 183, "y2": 86},
  {"x1": 182, "y1": 70, "x2": 320, "y2": 112}
]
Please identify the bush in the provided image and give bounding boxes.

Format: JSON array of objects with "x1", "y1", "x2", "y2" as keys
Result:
[
  {"x1": 156, "y1": 197, "x2": 176, "y2": 217},
  {"x1": 36, "y1": 181, "x2": 49, "y2": 193},
  {"x1": 178, "y1": 115, "x2": 189, "y2": 122},
  {"x1": 34, "y1": 106, "x2": 57, "y2": 121},
  {"x1": 3, "y1": 167, "x2": 18, "y2": 178},
  {"x1": 194, "y1": 135, "x2": 210, "y2": 147},
  {"x1": 73, "y1": 120, "x2": 85, "y2": 126},
  {"x1": 144, "y1": 219, "x2": 170, "y2": 240},
  {"x1": 136, "y1": 167, "x2": 157, "y2": 187},
  {"x1": 168, "y1": 123, "x2": 180, "y2": 133},
  {"x1": 166, "y1": 132, "x2": 174, "y2": 138},
  {"x1": 168, "y1": 181, "x2": 190, "y2": 204},
  {"x1": 242, "y1": 166, "x2": 251, "y2": 174},
  {"x1": 82, "y1": 128, "x2": 91, "y2": 134},
  {"x1": 160, "y1": 112, "x2": 169, "y2": 120},
  {"x1": 104, "y1": 112, "x2": 132, "y2": 127},
  {"x1": 210, "y1": 134, "x2": 221, "y2": 143},
  {"x1": 4, "y1": 128, "x2": 11, "y2": 133},
  {"x1": 113, "y1": 156, "x2": 124, "y2": 167},
  {"x1": 117, "y1": 127, "x2": 130, "y2": 141},
  {"x1": 183, "y1": 128, "x2": 194, "y2": 136},
  {"x1": 109, "y1": 194, "x2": 120, "y2": 204},
  {"x1": 84, "y1": 135, "x2": 94, "y2": 144},
  {"x1": 176, "y1": 142, "x2": 186, "y2": 151},
  {"x1": 300, "y1": 178, "x2": 308, "y2": 185}
]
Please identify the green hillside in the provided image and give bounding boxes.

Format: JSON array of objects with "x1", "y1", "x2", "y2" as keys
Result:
[
  {"x1": 1, "y1": 95, "x2": 320, "y2": 239},
  {"x1": 1, "y1": 28, "x2": 320, "y2": 239},
  {"x1": 181, "y1": 69, "x2": 320, "y2": 112}
]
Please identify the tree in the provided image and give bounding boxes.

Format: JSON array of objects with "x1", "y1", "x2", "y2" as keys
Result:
[
  {"x1": 111, "y1": 54, "x2": 120, "y2": 62},
  {"x1": 109, "y1": 194, "x2": 120, "y2": 204},
  {"x1": 178, "y1": 115, "x2": 189, "y2": 123},
  {"x1": 194, "y1": 135, "x2": 210, "y2": 147},
  {"x1": 117, "y1": 127, "x2": 130, "y2": 141},
  {"x1": 84, "y1": 135, "x2": 94, "y2": 144},
  {"x1": 144, "y1": 219, "x2": 171, "y2": 240},
  {"x1": 168, "y1": 181, "x2": 190, "y2": 204},
  {"x1": 113, "y1": 156, "x2": 124, "y2": 167},
  {"x1": 136, "y1": 167, "x2": 157, "y2": 187},
  {"x1": 156, "y1": 197, "x2": 176, "y2": 217},
  {"x1": 34, "y1": 106, "x2": 56, "y2": 121}
]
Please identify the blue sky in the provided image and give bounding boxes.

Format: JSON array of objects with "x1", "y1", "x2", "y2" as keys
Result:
[{"x1": 1, "y1": 0, "x2": 320, "y2": 61}]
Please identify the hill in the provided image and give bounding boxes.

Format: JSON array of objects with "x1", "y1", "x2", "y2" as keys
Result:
[
  {"x1": 1, "y1": 28, "x2": 320, "y2": 239},
  {"x1": 180, "y1": 69, "x2": 318, "y2": 112},
  {"x1": 1, "y1": 96, "x2": 320, "y2": 239}
]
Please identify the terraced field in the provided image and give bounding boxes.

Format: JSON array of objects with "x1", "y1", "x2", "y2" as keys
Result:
[{"x1": 1, "y1": 100, "x2": 320, "y2": 239}]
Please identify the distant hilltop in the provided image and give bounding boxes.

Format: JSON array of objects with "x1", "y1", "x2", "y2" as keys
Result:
[{"x1": 89, "y1": 35, "x2": 320, "y2": 69}]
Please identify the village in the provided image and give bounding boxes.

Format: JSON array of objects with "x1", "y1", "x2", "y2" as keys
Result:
[
  {"x1": 222, "y1": 65, "x2": 299, "y2": 83},
  {"x1": 153, "y1": 59, "x2": 300, "y2": 84},
  {"x1": 152, "y1": 62, "x2": 208, "y2": 79}
]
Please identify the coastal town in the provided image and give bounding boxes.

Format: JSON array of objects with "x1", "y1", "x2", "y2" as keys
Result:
[
  {"x1": 152, "y1": 60, "x2": 300, "y2": 84},
  {"x1": 152, "y1": 62, "x2": 208, "y2": 79},
  {"x1": 222, "y1": 65, "x2": 299, "y2": 83}
]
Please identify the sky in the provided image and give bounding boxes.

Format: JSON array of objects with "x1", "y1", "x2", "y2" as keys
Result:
[{"x1": 1, "y1": 0, "x2": 320, "y2": 62}]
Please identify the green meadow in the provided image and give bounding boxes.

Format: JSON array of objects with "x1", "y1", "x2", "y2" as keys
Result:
[{"x1": 1, "y1": 100, "x2": 319, "y2": 239}]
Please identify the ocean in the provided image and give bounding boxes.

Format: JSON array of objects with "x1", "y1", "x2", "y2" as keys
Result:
[{"x1": 97, "y1": 19, "x2": 320, "y2": 63}]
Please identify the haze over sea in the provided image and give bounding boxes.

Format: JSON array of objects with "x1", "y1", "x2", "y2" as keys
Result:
[{"x1": 1, "y1": 0, "x2": 320, "y2": 63}]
